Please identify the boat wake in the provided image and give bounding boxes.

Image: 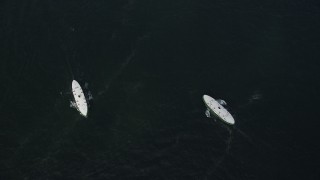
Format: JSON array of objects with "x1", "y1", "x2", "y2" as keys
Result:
[{"x1": 98, "y1": 34, "x2": 149, "y2": 97}]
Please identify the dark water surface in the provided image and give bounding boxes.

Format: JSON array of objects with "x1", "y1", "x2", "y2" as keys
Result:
[{"x1": 1, "y1": 0, "x2": 319, "y2": 179}]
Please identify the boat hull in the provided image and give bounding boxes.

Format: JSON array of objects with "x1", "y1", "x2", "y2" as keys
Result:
[
  {"x1": 203, "y1": 95, "x2": 234, "y2": 125},
  {"x1": 72, "y1": 80, "x2": 88, "y2": 117}
]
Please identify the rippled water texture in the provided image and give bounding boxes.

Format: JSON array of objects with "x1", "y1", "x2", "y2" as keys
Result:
[{"x1": 0, "y1": 0, "x2": 319, "y2": 179}]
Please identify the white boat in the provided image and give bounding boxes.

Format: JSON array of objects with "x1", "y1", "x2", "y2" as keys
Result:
[
  {"x1": 71, "y1": 80, "x2": 88, "y2": 117},
  {"x1": 203, "y1": 95, "x2": 235, "y2": 125}
]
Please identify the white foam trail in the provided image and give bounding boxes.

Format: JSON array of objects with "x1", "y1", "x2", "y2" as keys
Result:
[
  {"x1": 98, "y1": 34, "x2": 149, "y2": 96},
  {"x1": 99, "y1": 48, "x2": 136, "y2": 96}
]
